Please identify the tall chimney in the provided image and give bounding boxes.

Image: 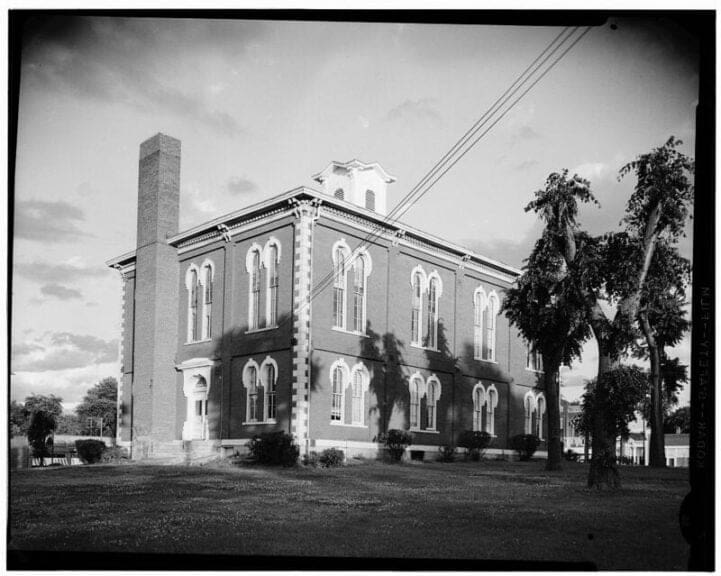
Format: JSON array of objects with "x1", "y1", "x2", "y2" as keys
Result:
[{"x1": 131, "y1": 133, "x2": 181, "y2": 452}]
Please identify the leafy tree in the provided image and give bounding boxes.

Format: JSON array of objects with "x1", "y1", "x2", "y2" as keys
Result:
[
  {"x1": 56, "y1": 413, "x2": 83, "y2": 435},
  {"x1": 502, "y1": 231, "x2": 590, "y2": 470},
  {"x1": 27, "y1": 411, "x2": 57, "y2": 461},
  {"x1": 24, "y1": 394, "x2": 63, "y2": 419},
  {"x1": 76, "y1": 377, "x2": 118, "y2": 437},
  {"x1": 665, "y1": 405, "x2": 691, "y2": 434},
  {"x1": 526, "y1": 138, "x2": 693, "y2": 488},
  {"x1": 634, "y1": 241, "x2": 691, "y2": 466},
  {"x1": 10, "y1": 400, "x2": 29, "y2": 437}
]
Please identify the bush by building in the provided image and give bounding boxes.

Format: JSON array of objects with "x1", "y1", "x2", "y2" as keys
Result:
[
  {"x1": 511, "y1": 434, "x2": 540, "y2": 461},
  {"x1": 380, "y1": 429, "x2": 413, "y2": 462},
  {"x1": 75, "y1": 439, "x2": 107, "y2": 464},
  {"x1": 319, "y1": 448, "x2": 345, "y2": 467},
  {"x1": 457, "y1": 430, "x2": 492, "y2": 461},
  {"x1": 437, "y1": 445, "x2": 456, "y2": 463},
  {"x1": 246, "y1": 431, "x2": 299, "y2": 467}
]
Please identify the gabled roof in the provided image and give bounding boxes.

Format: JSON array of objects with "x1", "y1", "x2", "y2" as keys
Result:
[
  {"x1": 664, "y1": 434, "x2": 689, "y2": 446},
  {"x1": 312, "y1": 159, "x2": 397, "y2": 184}
]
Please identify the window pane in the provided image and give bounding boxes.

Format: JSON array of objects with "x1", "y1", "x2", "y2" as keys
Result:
[{"x1": 365, "y1": 189, "x2": 375, "y2": 211}]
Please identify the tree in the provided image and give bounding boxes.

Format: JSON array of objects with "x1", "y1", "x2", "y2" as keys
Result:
[
  {"x1": 526, "y1": 138, "x2": 693, "y2": 488},
  {"x1": 24, "y1": 394, "x2": 63, "y2": 419},
  {"x1": 76, "y1": 377, "x2": 118, "y2": 437},
  {"x1": 56, "y1": 413, "x2": 83, "y2": 435},
  {"x1": 634, "y1": 241, "x2": 691, "y2": 466},
  {"x1": 10, "y1": 400, "x2": 29, "y2": 437},
  {"x1": 665, "y1": 405, "x2": 691, "y2": 434},
  {"x1": 23, "y1": 394, "x2": 63, "y2": 463},
  {"x1": 502, "y1": 232, "x2": 590, "y2": 470}
]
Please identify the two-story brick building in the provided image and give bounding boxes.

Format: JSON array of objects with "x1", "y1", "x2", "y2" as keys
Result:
[{"x1": 107, "y1": 133, "x2": 549, "y2": 461}]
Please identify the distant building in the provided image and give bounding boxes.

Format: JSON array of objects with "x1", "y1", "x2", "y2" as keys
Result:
[
  {"x1": 107, "y1": 133, "x2": 553, "y2": 461},
  {"x1": 663, "y1": 433, "x2": 689, "y2": 468}
]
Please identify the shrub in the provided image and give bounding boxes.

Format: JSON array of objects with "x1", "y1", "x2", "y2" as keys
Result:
[
  {"x1": 302, "y1": 451, "x2": 320, "y2": 467},
  {"x1": 319, "y1": 448, "x2": 345, "y2": 467},
  {"x1": 27, "y1": 411, "x2": 55, "y2": 459},
  {"x1": 246, "y1": 431, "x2": 299, "y2": 467},
  {"x1": 457, "y1": 430, "x2": 492, "y2": 461},
  {"x1": 511, "y1": 434, "x2": 540, "y2": 461},
  {"x1": 380, "y1": 429, "x2": 413, "y2": 462},
  {"x1": 564, "y1": 449, "x2": 579, "y2": 462},
  {"x1": 101, "y1": 446, "x2": 129, "y2": 463},
  {"x1": 437, "y1": 445, "x2": 456, "y2": 463},
  {"x1": 75, "y1": 439, "x2": 107, "y2": 464}
]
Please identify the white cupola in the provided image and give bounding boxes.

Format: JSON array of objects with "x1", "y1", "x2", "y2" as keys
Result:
[{"x1": 312, "y1": 159, "x2": 396, "y2": 216}]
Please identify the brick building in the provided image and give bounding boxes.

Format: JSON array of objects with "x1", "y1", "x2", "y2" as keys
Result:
[{"x1": 107, "y1": 133, "x2": 549, "y2": 460}]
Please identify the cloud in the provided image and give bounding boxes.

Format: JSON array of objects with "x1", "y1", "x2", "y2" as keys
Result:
[
  {"x1": 386, "y1": 98, "x2": 442, "y2": 125},
  {"x1": 227, "y1": 176, "x2": 258, "y2": 195},
  {"x1": 12, "y1": 331, "x2": 118, "y2": 373},
  {"x1": 15, "y1": 259, "x2": 109, "y2": 283},
  {"x1": 15, "y1": 200, "x2": 88, "y2": 242},
  {"x1": 40, "y1": 283, "x2": 83, "y2": 300},
  {"x1": 571, "y1": 162, "x2": 610, "y2": 181},
  {"x1": 21, "y1": 16, "x2": 259, "y2": 136}
]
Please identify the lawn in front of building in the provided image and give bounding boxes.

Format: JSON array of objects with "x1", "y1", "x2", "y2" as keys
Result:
[{"x1": 9, "y1": 457, "x2": 689, "y2": 569}]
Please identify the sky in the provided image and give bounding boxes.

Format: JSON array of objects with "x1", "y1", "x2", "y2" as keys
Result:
[{"x1": 11, "y1": 14, "x2": 699, "y2": 411}]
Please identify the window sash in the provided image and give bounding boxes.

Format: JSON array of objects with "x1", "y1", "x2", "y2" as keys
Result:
[{"x1": 331, "y1": 367, "x2": 344, "y2": 421}]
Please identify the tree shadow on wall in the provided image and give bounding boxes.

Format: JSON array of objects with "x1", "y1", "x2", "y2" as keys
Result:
[
  {"x1": 423, "y1": 320, "x2": 459, "y2": 444},
  {"x1": 361, "y1": 321, "x2": 408, "y2": 438}
]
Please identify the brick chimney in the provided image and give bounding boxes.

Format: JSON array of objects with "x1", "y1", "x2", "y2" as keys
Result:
[{"x1": 132, "y1": 133, "x2": 181, "y2": 451}]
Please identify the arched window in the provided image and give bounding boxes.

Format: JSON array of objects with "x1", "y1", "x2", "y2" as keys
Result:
[
  {"x1": 332, "y1": 244, "x2": 349, "y2": 329},
  {"x1": 245, "y1": 362, "x2": 260, "y2": 423},
  {"x1": 331, "y1": 364, "x2": 345, "y2": 422},
  {"x1": 248, "y1": 248, "x2": 262, "y2": 331},
  {"x1": 527, "y1": 343, "x2": 543, "y2": 372},
  {"x1": 351, "y1": 370, "x2": 364, "y2": 425},
  {"x1": 473, "y1": 288, "x2": 485, "y2": 359},
  {"x1": 524, "y1": 392, "x2": 535, "y2": 435},
  {"x1": 365, "y1": 189, "x2": 376, "y2": 211},
  {"x1": 473, "y1": 384, "x2": 486, "y2": 432},
  {"x1": 409, "y1": 374, "x2": 423, "y2": 429},
  {"x1": 411, "y1": 271, "x2": 423, "y2": 345},
  {"x1": 201, "y1": 262, "x2": 213, "y2": 340},
  {"x1": 334, "y1": 188, "x2": 345, "y2": 200},
  {"x1": 261, "y1": 358, "x2": 278, "y2": 422},
  {"x1": 426, "y1": 376, "x2": 440, "y2": 431},
  {"x1": 482, "y1": 292, "x2": 499, "y2": 361},
  {"x1": 266, "y1": 243, "x2": 279, "y2": 327},
  {"x1": 352, "y1": 256, "x2": 365, "y2": 333},
  {"x1": 426, "y1": 276, "x2": 439, "y2": 349},
  {"x1": 186, "y1": 266, "x2": 199, "y2": 342},
  {"x1": 536, "y1": 395, "x2": 546, "y2": 439},
  {"x1": 486, "y1": 385, "x2": 498, "y2": 436}
]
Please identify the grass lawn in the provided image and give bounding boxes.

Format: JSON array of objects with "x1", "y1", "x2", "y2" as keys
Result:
[{"x1": 9, "y1": 458, "x2": 689, "y2": 570}]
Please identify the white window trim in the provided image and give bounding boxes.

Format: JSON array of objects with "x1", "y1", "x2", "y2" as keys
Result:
[
  {"x1": 486, "y1": 383, "x2": 498, "y2": 436},
  {"x1": 351, "y1": 249, "x2": 372, "y2": 334},
  {"x1": 410, "y1": 266, "x2": 427, "y2": 347},
  {"x1": 243, "y1": 358, "x2": 261, "y2": 424},
  {"x1": 473, "y1": 287, "x2": 486, "y2": 360},
  {"x1": 329, "y1": 358, "x2": 350, "y2": 424},
  {"x1": 426, "y1": 271, "x2": 443, "y2": 350},
  {"x1": 524, "y1": 390, "x2": 536, "y2": 435},
  {"x1": 185, "y1": 264, "x2": 200, "y2": 344},
  {"x1": 472, "y1": 382, "x2": 486, "y2": 432},
  {"x1": 536, "y1": 393, "x2": 546, "y2": 440},
  {"x1": 484, "y1": 291, "x2": 499, "y2": 362},
  {"x1": 408, "y1": 371, "x2": 426, "y2": 431},
  {"x1": 199, "y1": 259, "x2": 215, "y2": 341},
  {"x1": 260, "y1": 356, "x2": 279, "y2": 423},
  {"x1": 263, "y1": 238, "x2": 281, "y2": 329},
  {"x1": 331, "y1": 239, "x2": 352, "y2": 331},
  {"x1": 425, "y1": 374, "x2": 442, "y2": 431},
  {"x1": 526, "y1": 342, "x2": 544, "y2": 373},
  {"x1": 349, "y1": 362, "x2": 370, "y2": 427},
  {"x1": 245, "y1": 243, "x2": 263, "y2": 331}
]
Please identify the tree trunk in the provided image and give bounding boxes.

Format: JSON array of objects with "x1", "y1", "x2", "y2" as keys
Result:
[
  {"x1": 543, "y1": 360, "x2": 562, "y2": 471},
  {"x1": 640, "y1": 312, "x2": 666, "y2": 467},
  {"x1": 587, "y1": 350, "x2": 621, "y2": 489}
]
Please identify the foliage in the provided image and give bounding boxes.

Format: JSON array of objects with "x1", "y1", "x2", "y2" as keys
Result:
[
  {"x1": 581, "y1": 367, "x2": 647, "y2": 442},
  {"x1": 564, "y1": 449, "x2": 579, "y2": 462},
  {"x1": 24, "y1": 394, "x2": 63, "y2": 419},
  {"x1": 665, "y1": 406, "x2": 691, "y2": 434},
  {"x1": 639, "y1": 355, "x2": 688, "y2": 422},
  {"x1": 380, "y1": 429, "x2": 413, "y2": 462},
  {"x1": 101, "y1": 446, "x2": 129, "y2": 463},
  {"x1": 318, "y1": 448, "x2": 345, "y2": 467},
  {"x1": 457, "y1": 430, "x2": 492, "y2": 461},
  {"x1": 75, "y1": 439, "x2": 107, "y2": 464},
  {"x1": 302, "y1": 451, "x2": 321, "y2": 467},
  {"x1": 55, "y1": 414, "x2": 83, "y2": 435},
  {"x1": 10, "y1": 400, "x2": 29, "y2": 437},
  {"x1": 246, "y1": 431, "x2": 299, "y2": 467},
  {"x1": 511, "y1": 434, "x2": 540, "y2": 461},
  {"x1": 437, "y1": 445, "x2": 456, "y2": 463},
  {"x1": 76, "y1": 377, "x2": 118, "y2": 437},
  {"x1": 27, "y1": 411, "x2": 56, "y2": 458}
]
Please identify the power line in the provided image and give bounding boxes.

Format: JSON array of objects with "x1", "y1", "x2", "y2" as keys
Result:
[{"x1": 276, "y1": 25, "x2": 593, "y2": 332}]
